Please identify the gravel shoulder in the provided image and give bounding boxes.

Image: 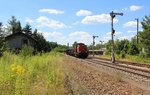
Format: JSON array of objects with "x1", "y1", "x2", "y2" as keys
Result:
[{"x1": 63, "y1": 56, "x2": 150, "y2": 95}]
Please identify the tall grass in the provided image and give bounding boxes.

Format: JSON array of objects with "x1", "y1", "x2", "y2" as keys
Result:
[{"x1": 0, "y1": 51, "x2": 65, "y2": 95}]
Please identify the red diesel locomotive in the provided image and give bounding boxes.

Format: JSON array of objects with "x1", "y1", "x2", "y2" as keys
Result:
[{"x1": 66, "y1": 43, "x2": 89, "y2": 58}]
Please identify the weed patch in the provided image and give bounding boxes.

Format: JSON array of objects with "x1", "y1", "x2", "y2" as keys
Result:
[{"x1": 0, "y1": 51, "x2": 65, "y2": 95}]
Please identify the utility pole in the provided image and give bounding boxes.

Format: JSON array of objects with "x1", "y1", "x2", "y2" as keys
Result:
[
  {"x1": 110, "y1": 11, "x2": 123, "y2": 63},
  {"x1": 92, "y1": 36, "x2": 98, "y2": 57},
  {"x1": 67, "y1": 42, "x2": 69, "y2": 49},
  {"x1": 135, "y1": 18, "x2": 139, "y2": 44}
]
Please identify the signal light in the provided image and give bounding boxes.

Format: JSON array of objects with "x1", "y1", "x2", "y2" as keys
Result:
[{"x1": 112, "y1": 29, "x2": 115, "y2": 34}]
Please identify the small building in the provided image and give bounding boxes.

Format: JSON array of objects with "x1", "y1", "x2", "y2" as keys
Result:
[{"x1": 5, "y1": 32, "x2": 36, "y2": 50}]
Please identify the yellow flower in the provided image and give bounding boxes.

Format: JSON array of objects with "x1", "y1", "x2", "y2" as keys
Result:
[
  {"x1": 16, "y1": 65, "x2": 25, "y2": 75},
  {"x1": 11, "y1": 64, "x2": 17, "y2": 72},
  {"x1": 11, "y1": 67, "x2": 17, "y2": 71},
  {"x1": 10, "y1": 64, "x2": 25, "y2": 75},
  {"x1": 10, "y1": 64, "x2": 17, "y2": 68},
  {"x1": 16, "y1": 65, "x2": 22, "y2": 70}
]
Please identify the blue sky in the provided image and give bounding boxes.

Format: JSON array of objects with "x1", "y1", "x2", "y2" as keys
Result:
[{"x1": 0, "y1": 0, "x2": 150, "y2": 45}]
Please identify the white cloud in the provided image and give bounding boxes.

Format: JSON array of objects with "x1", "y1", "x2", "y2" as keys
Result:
[
  {"x1": 130, "y1": 5, "x2": 142, "y2": 11},
  {"x1": 25, "y1": 17, "x2": 34, "y2": 24},
  {"x1": 123, "y1": 21, "x2": 137, "y2": 28},
  {"x1": 37, "y1": 30, "x2": 93, "y2": 45},
  {"x1": 68, "y1": 31, "x2": 92, "y2": 45},
  {"x1": 122, "y1": 8, "x2": 128, "y2": 11},
  {"x1": 131, "y1": 35, "x2": 136, "y2": 38},
  {"x1": 81, "y1": 14, "x2": 118, "y2": 24},
  {"x1": 38, "y1": 30, "x2": 62, "y2": 39},
  {"x1": 119, "y1": 36, "x2": 128, "y2": 40},
  {"x1": 2, "y1": 25, "x2": 7, "y2": 29},
  {"x1": 36, "y1": 16, "x2": 66, "y2": 29},
  {"x1": 76, "y1": 10, "x2": 92, "y2": 16},
  {"x1": 103, "y1": 36, "x2": 111, "y2": 40},
  {"x1": 69, "y1": 31, "x2": 91, "y2": 37},
  {"x1": 127, "y1": 30, "x2": 136, "y2": 33},
  {"x1": 72, "y1": 21, "x2": 80, "y2": 25},
  {"x1": 37, "y1": 30, "x2": 68, "y2": 44},
  {"x1": 39, "y1": 8, "x2": 64, "y2": 14}
]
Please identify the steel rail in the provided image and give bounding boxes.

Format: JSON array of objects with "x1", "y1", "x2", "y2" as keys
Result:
[{"x1": 84, "y1": 58, "x2": 150, "y2": 79}]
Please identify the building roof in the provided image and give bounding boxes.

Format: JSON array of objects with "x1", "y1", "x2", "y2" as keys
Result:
[{"x1": 5, "y1": 32, "x2": 37, "y2": 42}]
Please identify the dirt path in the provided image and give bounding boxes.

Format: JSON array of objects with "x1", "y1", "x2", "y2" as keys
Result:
[{"x1": 63, "y1": 56, "x2": 149, "y2": 95}]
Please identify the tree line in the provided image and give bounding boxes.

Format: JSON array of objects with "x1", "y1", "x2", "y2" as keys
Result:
[
  {"x1": 0, "y1": 16, "x2": 67, "y2": 56},
  {"x1": 88, "y1": 14, "x2": 150, "y2": 58}
]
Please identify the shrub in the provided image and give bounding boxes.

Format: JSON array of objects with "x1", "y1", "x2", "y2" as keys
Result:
[
  {"x1": 120, "y1": 51, "x2": 126, "y2": 58},
  {"x1": 20, "y1": 45, "x2": 34, "y2": 57}
]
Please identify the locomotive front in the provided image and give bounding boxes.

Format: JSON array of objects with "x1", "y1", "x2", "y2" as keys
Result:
[{"x1": 74, "y1": 43, "x2": 89, "y2": 58}]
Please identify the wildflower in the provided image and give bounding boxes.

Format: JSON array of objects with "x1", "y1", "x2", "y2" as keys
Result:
[
  {"x1": 11, "y1": 64, "x2": 17, "y2": 72},
  {"x1": 16, "y1": 65, "x2": 25, "y2": 75},
  {"x1": 10, "y1": 64, "x2": 25, "y2": 75},
  {"x1": 10, "y1": 64, "x2": 17, "y2": 68}
]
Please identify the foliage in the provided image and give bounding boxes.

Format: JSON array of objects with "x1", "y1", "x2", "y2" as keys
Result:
[
  {"x1": 128, "y1": 42, "x2": 139, "y2": 55},
  {"x1": 88, "y1": 44, "x2": 93, "y2": 50},
  {"x1": 7, "y1": 16, "x2": 22, "y2": 33},
  {"x1": 104, "y1": 40, "x2": 111, "y2": 55},
  {"x1": 53, "y1": 45, "x2": 68, "y2": 53},
  {"x1": 88, "y1": 43, "x2": 105, "y2": 50},
  {"x1": 49, "y1": 42, "x2": 58, "y2": 49},
  {"x1": 120, "y1": 51, "x2": 126, "y2": 58},
  {"x1": 115, "y1": 39, "x2": 129, "y2": 54},
  {"x1": 0, "y1": 52, "x2": 65, "y2": 94},
  {"x1": 139, "y1": 14, "x2": 150, "y2": 57},
  {"x1": 22, "y1": 23, "x2": 32, "y2": 35},
  {"x1": 2, "y1": 16, "x2": 67, "y2": 54},
  {"x1": 32, "y1": 29, "x2": 56, "y2": 52},
  {"x1": 16, "y1": 21, "x2": 22, "y2": 32},
  {"x1": 104, "y1": 38, "x2": 139, "y2": 56},
  {"x1": 100, "y1": 54, "x2": 150, "y2": 64},
  {"x1": 72, "y1": 41, "x2": 77, "y2": 47},
  {"x1": 0, "y1": 22, "x2": 6, "y2": 56},
  {"x1": 20, "y1": 45, "x2": 34, "y2": 57}
]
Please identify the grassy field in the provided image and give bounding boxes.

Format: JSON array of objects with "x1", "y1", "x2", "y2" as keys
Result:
[
  {"x1": 0, "y1": 52, "x2": 65, "y2": 95},
  {"x1": 99, "y1": 54, "x2": 150, "y2": 64}
]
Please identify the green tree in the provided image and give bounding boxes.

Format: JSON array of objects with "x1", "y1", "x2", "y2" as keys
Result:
[
  {"x1": 115, "y1": 39, "x2": 129, "y2": 54},
  {"x1": 23, "y1": 23, "x2": 32, "y2": 35},
  {"x1": 53, "y1": 44, "x2": 68, "y2": 52},
  {"x1": 16, "y1": 21, "x2": 22, "y2": 32},
  {"x1": 128, "y1": 42, "x2": 139, "y2": 55},
  {"x1": 49, "y1": 42, "x2": 58, "y2": 49},
  {"x1": 104, "y1": 40, "x2": 112, "y2": 55},
  {"x1": 33, "y1": 29, "x2": 53, "y2": 52},
  {"x1": 72, "y1": 41, "x2": 77, "y2": 47},
  {"x1": 7, "y1": 16, "x2": 22, "y2": 33},
  {"x1": 139, "y1": 14, "x2": 150, "y2": 57},
  {"x1": 0, "y1": 22, "x2": 6, "y2": 56},
  {"x1": 95, "y1": 44, "x2": 101, "y2": 50},
  {"x1": 88, "y1": 44, "x2": 93, "y2": 50}
]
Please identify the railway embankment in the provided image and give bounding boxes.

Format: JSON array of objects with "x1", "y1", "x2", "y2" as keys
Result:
[{"x1": 63, "y1": 55, "x2": 150, "y2": 95}]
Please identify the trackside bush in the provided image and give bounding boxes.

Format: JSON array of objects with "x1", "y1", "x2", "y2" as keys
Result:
[{"x1": 120, "y1": 51, "x2": 126, "y2": 58}]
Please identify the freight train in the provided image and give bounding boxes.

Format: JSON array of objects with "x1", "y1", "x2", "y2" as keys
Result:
[{"x1": 66, "y1": 43, "x2": 89, "y2": 58}]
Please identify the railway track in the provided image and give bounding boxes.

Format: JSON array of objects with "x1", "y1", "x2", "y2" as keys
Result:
[
  {"x1": 92, "y1": 56, "x2": 150, "y2": 68},
  {"x1": 66, "y1": 55, "x2": 150, "y2": 90},
  {"x1": 85, "y1": 58, "x2": 150, "y2": 79}
]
